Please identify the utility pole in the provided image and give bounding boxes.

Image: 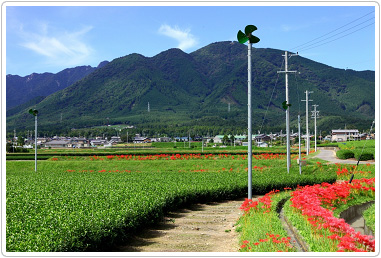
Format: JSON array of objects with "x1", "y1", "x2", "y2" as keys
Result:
[
  {"x1": 298, "y1": 115, "x2": 302, "y2": 175},
  {"x1": 237, "y1": 24, "x2": 260, "y2": 200},
  {"x1": 228, "y1": 103, "x2": 231, "y2": 112},
  {"x1": 277, "y1": 51, "x2": 297, "y2": 173},
  {"x1": 302, "y1": 91, "x2": 313, "y2": 155},
  {"x1": 311, "y1": 104, "x2": 320, "y2": 152},
  {"x1": 148, "y1": 102, "x2": 150, "y2": 113}
]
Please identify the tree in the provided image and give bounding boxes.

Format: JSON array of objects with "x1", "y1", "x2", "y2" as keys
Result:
[
  {"x1": 222, "y1": 134, "x2": 229, "y2": 145},
  {"x1": 229, "y1": 134, "x2": 235, "y2": 145},
  {"x1": 17, "y1": 137, "x2": 25, "y2": 146}
]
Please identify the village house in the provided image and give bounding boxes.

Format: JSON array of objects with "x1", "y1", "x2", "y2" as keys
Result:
[
  {"x1": 133, "y1": 137, "x2": 151, "y2": 143},
  {"x1": 90, "y1": 139, "x2": 108, "y2": 147},
  {"x1": 68, "y1": 137, "x2": 90, "y2": 148},
  {"x1": 45, "y1": 140, "x2": 72, "y2": 148},
  {"x1": 331, "y1": 129, "x2": 359, "y2": 142}
]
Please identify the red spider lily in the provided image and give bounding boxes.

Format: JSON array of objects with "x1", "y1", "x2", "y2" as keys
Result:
[{"x1": 290, "y1": 179, "x2": 375, "y2": 252}]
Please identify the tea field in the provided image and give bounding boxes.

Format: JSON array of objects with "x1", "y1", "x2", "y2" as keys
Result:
[{"x1": 6, "y1": 152, "x2": 341, "y2": 252}]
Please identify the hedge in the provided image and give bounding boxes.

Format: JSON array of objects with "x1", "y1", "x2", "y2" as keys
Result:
[{"x1": 336, "y1": 150, "x2": 355, "y2": 160}]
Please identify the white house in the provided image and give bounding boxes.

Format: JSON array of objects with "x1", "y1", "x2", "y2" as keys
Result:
[{"x1": 331, "y1": 129, "x2": 359, "y2": 142}]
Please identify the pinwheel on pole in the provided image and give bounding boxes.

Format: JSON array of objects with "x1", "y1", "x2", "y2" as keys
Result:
[
  {"x1": 29, "y1": 109, "x2": 38, "y2": 172},
  {"x1": 237, "y1": 25, "x2": 260, "y2": 200}
]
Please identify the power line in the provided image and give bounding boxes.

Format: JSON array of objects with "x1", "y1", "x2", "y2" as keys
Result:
[
  {"x1": 298, "y1": 22, "x2": 374, "y2": 52},
  {"x1": 291, "y1": 10, "x2": 375, "y2": 51},
  {"x1": 258, "y1": 58, "x2": 285, "y2": 133}
]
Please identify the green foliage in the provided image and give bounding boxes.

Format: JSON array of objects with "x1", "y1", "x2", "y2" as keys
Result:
[
  {"x1": 6, "y1": 153, "x2": 336, "y2": 252},
  {"x1": 363, "y1": 204, "x2": 375, "y2": 234},
  {"x1": 354, "y1": 152, "x2": 374, "y2": 161},
  {"x1": 237, "y1": 191, "x2": 296, "y2": 252},
  {"x1": 336, "y1": 150, "x2": 355, "y2": 159},
  {"x1": 6, "y1": 143, "x2": 29, "y2": 153},
  {"x1": 338, "y1": 140, "x2": 375, "y2": 161}
]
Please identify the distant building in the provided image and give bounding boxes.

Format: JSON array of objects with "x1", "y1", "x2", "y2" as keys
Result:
[
  {"x1": 256, "y1": 141, "x2": 268, "y2": 147},
  {"x1": 331, "y1": 129, "x2": 359, "y2": 142},
  {"x1": 133, "y1": 137, "x2": 151, "y2": 143},
  {"x1": 45, "y1": 140, "x2": 71, "y2": 148},
  {"x1": 90, "y1": 139, "x2": 108, "y2": 147},
  {"x1": 110, "y1": 136, "x2": 122, "y2": 143}
]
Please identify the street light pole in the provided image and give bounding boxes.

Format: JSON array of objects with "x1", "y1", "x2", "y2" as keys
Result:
[
  {"x1": 29, "y1": 109, "x2": 38, "y2": 172},
  {"x1": 247, "y1": 41, "x2": 253, "y2": 199}
]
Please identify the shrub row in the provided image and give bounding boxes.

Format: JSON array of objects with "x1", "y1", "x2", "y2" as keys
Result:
[
  {"x1": 6, "y1": 160, "x2": 336, "y2": 252},
  {"x1": 336, "y1": 150, "x2": 374, "y2": 161}
]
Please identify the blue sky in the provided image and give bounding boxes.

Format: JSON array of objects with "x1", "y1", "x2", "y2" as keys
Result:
[{"x1": 5, "y1": 3, "x2": 377, "y2": 76}]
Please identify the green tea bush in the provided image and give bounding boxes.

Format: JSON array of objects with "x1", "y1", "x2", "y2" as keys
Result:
[
  {"x1": 354, "y1": 151, "x2": 374, "y2": 161},
  {"x1": 6, "y1": 155, "x2": 336, "y2": 252},
  {"x1": 336, "y1": 150, "x2": 355, "y2": 159}
]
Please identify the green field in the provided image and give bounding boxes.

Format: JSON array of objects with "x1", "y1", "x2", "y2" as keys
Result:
[
  {"x1": 6, "y1": 151, "x2": 339, "y2": 252},
  {"x1": 336, "y1": 140, "x2": 375, "y2": 160}
]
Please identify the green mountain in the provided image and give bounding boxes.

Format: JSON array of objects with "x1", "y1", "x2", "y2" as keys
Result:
[
  {"x1": 6, "y1": 61, "x2": 109, "y2": 110},
  {"x1": 6, "y1": 41, "x2": 375, "y2": 135}
]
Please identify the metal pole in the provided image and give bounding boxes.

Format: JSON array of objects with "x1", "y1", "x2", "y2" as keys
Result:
[
  {"x1": 285, "y1": 51, "x2": 291, "y2": 173},
  {"x1": 312, "y1": 105, "x2": 318, "y2": 152},
  {"x1": 298, "y1": 115, "x2": 301, "y2": 175},
  {"x1": 248, "y1": 42, "x2": 252, "y2": 200},
  {"x1": 35, "y1": 115, "x2": 37, "y2": 172},
  {"x1": 305, "y1": 91, "x2": 309, "y2": 155}
]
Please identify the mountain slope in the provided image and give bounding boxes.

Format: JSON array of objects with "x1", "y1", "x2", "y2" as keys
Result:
[
  {"x1": 6, "y1": 41, "x2": 374, "y2": 134},
  {"x1": 6, "y1": 61, "x2": 109, "y2": 110}
]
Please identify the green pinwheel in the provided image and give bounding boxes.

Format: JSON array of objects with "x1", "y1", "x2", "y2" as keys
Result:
[
  {"x1": 29, "y1": 109, "x2": 38, "y2": 116},
  {"x1": 282, "y1": 101, "x2": 292, "y2": 110},
  {"x1": 237, "y1": 25, "x2": 260, "y2": 44}
]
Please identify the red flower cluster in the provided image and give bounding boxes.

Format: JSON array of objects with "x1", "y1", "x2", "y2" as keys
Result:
[
  {"x1": 253, "y1": 153, "x2": 285, "y2": 160},
  {"x1": 240, "y1": 233, "x2": 293, "y2": 251},
  {"x1": 66, "y1": 169, "x2": 132, "y2": 173},
  {"x1": 335, "y1": 165, "x2": 372, "y2": 179},
  {"x1": 290, "y1": 179, "x2": 375, "y2": 252},
  {"x1": 89, "y1": 153, "x2": 286, "y2": 161},
  {"x1": 240, "y1": 189, "x2": 279, "y2": 214}
]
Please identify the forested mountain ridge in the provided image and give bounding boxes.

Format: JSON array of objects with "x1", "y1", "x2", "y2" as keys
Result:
[
  {"x1": 6, "y1": 41, "x2": 374, "y2": 135},
  {"x1": 6, "y1": 61, "x2": 109, "y2": 110}
]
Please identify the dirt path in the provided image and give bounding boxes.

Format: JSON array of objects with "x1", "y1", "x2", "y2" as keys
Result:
[{"x1": 113, "y1": 197, "x2": 256, "y2": 252}]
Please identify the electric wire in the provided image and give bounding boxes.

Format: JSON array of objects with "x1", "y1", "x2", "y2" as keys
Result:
[
  {"x1": 293, "y1": 72, "x2": 302, "y2": 116},
  {"x1": 297, "y1": 22, "x2": 375, "y2": 52},
  {"x1": 258, "y1": 59, "x2": 285, "y2": 134},
  {"x1": 290, "y1": 10, "x2": 375, "y2": 51}
]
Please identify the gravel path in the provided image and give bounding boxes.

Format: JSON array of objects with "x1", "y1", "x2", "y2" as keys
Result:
[{"x1": 113, "y1": 197, "x2": 254, "y2": 252}]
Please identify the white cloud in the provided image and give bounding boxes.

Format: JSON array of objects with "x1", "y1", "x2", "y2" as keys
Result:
[
  {"x1": 281, "y1": 24, "x2": 309, "y2": 32},
  {"x1": 158, "y1": 24, "x2": 198, "y2": 51},
  {"x1": 18, "y1": 23, "x2": 94, "y2": 67}
]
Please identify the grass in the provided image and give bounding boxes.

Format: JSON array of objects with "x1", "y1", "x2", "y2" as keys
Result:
[
  {"x1": 363, "y1": 204, "x2": 375, "y2": 234},
  {"x1": 237, "y1": 190, "x2": 296, "y2": 252}
]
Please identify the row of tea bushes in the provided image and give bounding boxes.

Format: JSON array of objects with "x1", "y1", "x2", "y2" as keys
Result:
[{"x1": 6, "y1": 158, "x2": 336, "y2": 252}]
